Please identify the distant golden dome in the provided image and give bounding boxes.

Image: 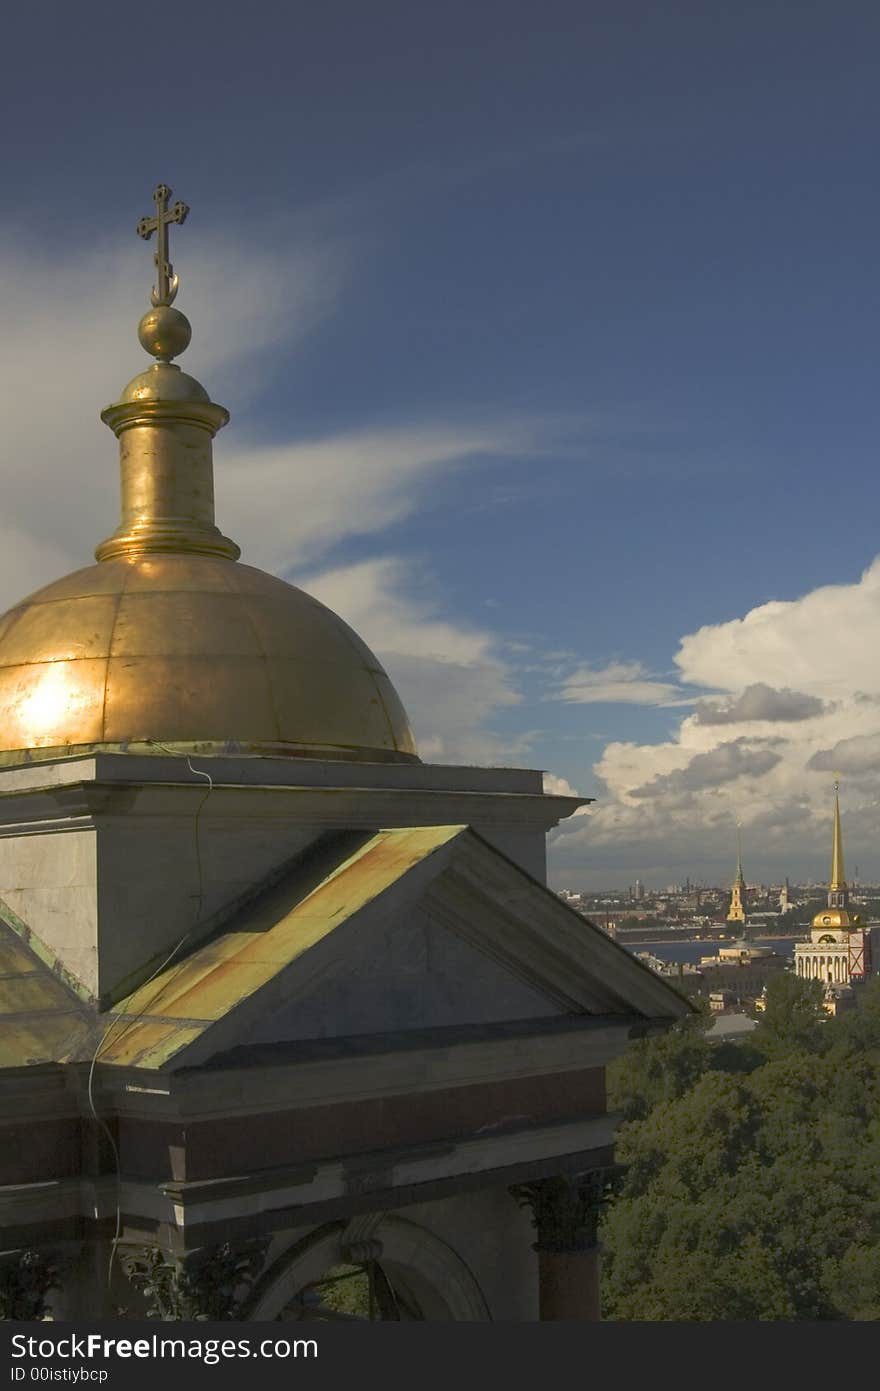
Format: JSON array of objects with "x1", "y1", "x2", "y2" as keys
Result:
[
  {"x1": 0, "y1": 555, "x2": 417, "y2": 765},
  {"x1": 812, "y1": 909, "x2": 861, "y2": 931}
]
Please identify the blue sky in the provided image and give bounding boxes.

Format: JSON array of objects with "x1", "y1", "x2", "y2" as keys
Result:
[{"x1": 2, "y1": 2, "x2": 880, "y2": 886}]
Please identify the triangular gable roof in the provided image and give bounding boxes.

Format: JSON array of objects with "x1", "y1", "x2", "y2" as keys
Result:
[
  {"x1": 0, "y1": 918, "x2": 92, "y2": 1068},
  {"x1": 96, "y1": 826, "x2": 691, "y2": 1071}
]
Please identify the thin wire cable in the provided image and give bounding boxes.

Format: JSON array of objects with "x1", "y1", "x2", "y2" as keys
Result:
[
  {"x1": 86, "y1": 925, "x2": 193, "y2": 1288},
  {"x1": 86, "y1": 745, "x2": 214, "y2": 1289}
]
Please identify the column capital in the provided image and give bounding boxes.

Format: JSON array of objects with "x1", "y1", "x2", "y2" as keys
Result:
[
  {"x1": 511, "y1": 1169, "x2": 617, "y2": 1253},
  {"x1": 121, "y1": 1239, "x2": 267, "y2": 1320}
]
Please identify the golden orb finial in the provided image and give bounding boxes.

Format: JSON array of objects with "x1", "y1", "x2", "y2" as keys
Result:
[{"x1": 137, "y1": 305, "x2": 192, "y2": 362}]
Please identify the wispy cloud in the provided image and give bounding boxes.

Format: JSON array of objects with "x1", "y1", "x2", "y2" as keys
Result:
[
  {"x1": 301, "y1": 556, "x2": 527, "y2": 765},
  {"x1": 0, "y1": 229, "x2": 352, "y2": 606},
  {"x1": 221, "y1": 416, "x2": 558, "y2": 572},
  {"x1": 553, "y1": 660, "x2": 688, "y2": 707},
  {"x1": 0, "y1": 232, "x2": 588, "y2": 594}
]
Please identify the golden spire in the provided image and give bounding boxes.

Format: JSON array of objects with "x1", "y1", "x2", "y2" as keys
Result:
[
  {"x1": 727, "y1": 822, "x2": 747, "y2": 924},
  {"x1": 830, "y1": 779, "x2": 846, "y2": 892},
  {"x1": 810, "y1": 778, "x2": 859, "y2": 929},
  {"x1": 94, "y1": 183, "x2": 240, "y2": 564}
]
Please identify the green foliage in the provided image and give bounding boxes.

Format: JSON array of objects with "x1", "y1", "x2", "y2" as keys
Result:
[
  {"x1": 607, "y1": 1008, "x2": 714, "y2": 1121},
  {"x1": 310, "y1": 1265, "x2": 372, "y2": 1318},
  {"x1": 825, "y1": 973, "x2": 880, "y2": 1061},
  {"x1": 122, "y1": 1241, "x2": 266, "y2": 1320},
  {"x1": 0, "y1": 1250, "x2": 62, "y2": 1321},
  {"x1": 297, "y1": 1263, "x2": 416, "y2": 1320},
  {"x1": 601, "y1": 976, "x2": 880, "y2": 1320},
  {"x1": 752, "y1": 973, "x2": 827, "y2": 1056}
]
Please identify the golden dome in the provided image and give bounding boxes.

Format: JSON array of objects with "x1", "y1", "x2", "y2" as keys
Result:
[
  {"x1": 0, "y1": 185, "x2": 418, "y2": 767},
  {"x1": 0, "y1": 555, "x2": 417, "y2": 764},
  {"x1": 812, "y1": 909, "x2": 861, "y2": 932}
]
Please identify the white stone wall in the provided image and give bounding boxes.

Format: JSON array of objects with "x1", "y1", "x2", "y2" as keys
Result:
[{"x1": 0, "y1": 828, "x2": 98, "y2": 993}]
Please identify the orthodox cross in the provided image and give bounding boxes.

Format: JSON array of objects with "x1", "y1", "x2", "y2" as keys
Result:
[{"x1": 137, "y1": 184, "x2": 189, "y2": 307}]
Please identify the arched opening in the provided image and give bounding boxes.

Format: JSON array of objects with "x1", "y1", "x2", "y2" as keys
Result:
[
  {"x1": 281, "y1": 1260, "x2": 424, "y2": 1321},
  {"x1": 246, "y1": 1216, "x2": 491, "y2": 1323}
]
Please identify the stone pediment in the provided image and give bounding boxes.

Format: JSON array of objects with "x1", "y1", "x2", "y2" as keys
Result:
[
  {"x1": 93, "y1": 825, "x2": 688, "y2": 1071},
  {"x1": 0, "y1": 915, "x2": 92, "y2": 1068}
]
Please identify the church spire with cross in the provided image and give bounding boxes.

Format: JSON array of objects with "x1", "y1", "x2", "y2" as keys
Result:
[
  {"x1": 94, "y1": 181, "x2": 241, "y2": 563},
  {"x1": 0, "y1": 181, "x2": 417, "y2": 768},
  {"x1": 798, "y1": 780, "x2": 866, "y2": 986},
  {"x1": 726, "y1": 824, "x2": 748, "y2": 925}
]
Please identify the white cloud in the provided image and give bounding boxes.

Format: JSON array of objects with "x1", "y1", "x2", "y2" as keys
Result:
[
  {"x1": 551, "y1": 557, "x2": 880, "y2": 885},
  {"x1": 300, "y1": 556, "x2": 527, "y2": 765},
  {"x1": 676, "y1": 559, "x2": 880, "y2": 698},
  {"x1": 543, "y1": 773, "x2": 580, "y2": 798},
  {"x1": 0, "y1": 230, "x2": 351, "y2": 609},
  {"x1": 220, "y1": 418, "x2": 546, "y2": 572},
  {"x1": 554, "y1": 660, "x2": 687, "y2": 707},
  {"x1": 0, "y1": 234, "x2": 570, "y2": 626}
]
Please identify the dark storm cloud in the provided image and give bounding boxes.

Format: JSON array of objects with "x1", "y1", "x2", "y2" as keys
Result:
[
  {"x1": 808, "y1": 734, "x2": 880, "y2": 774},
  {"x1": 694, "y1": 682, "x2": 825, "y2": 726},
  {"x1": 632, "y1": 738, "x2": 783, "y2": 799}
]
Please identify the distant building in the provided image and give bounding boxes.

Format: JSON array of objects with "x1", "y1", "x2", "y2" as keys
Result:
[
  {"x1": 698, "y1": 944, "x2": 787, "y2": 1000},
  {"x1": 822, "y1": 983, "x2": 856, "y2": 1017},
  {"x1": 795, "y1": 786, "x2": 880, "y2": 987},
  {"x1": 708, "y1": 990, "x2": 734, "y2": 1012}
]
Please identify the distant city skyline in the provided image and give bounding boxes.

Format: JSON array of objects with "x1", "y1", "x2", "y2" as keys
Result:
[{"x1": 2, "y1": 5, "x2": 880, "y2": 885}]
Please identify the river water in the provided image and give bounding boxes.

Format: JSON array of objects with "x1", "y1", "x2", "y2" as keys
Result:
[{"x1": 620, "y1": 936, "x2": 803, "y2": 965}]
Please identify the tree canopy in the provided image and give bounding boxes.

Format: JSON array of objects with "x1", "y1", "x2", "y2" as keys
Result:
[{"x1": 602, "y1": 974, "x2": 880, "y2": 1320}]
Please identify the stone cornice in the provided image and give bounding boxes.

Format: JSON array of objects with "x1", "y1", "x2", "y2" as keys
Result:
[
  {"x1": 0, "y1": 1131, "x2": 619, "y2": 1253},
  {"x1": 85, "y1": 1016, "x2": 633, "y2": 1121},
  {"x1": 0, "y1": 780, "x2": 583, "y2": 837},
  {"x1": 0, "y1": 1017, "x2": 640, "y2": 1123}
]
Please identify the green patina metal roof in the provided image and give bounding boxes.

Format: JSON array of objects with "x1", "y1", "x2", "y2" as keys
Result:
[
  {"x1": 0, "y1": 821, "x2": 691, "y2": 1075},
  {"x1": 97, "y1": 825, "x2": 466, "y2": 1070}
]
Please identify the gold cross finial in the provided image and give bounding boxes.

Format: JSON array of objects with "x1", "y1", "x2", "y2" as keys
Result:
[{"x1": 137, "y1": 184, "x2": 189, "y2": 307}]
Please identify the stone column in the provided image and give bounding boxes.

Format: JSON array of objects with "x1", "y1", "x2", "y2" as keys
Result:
[{"x1": 512, "y1": 1172, "x2": 609, "y2": 1321}]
